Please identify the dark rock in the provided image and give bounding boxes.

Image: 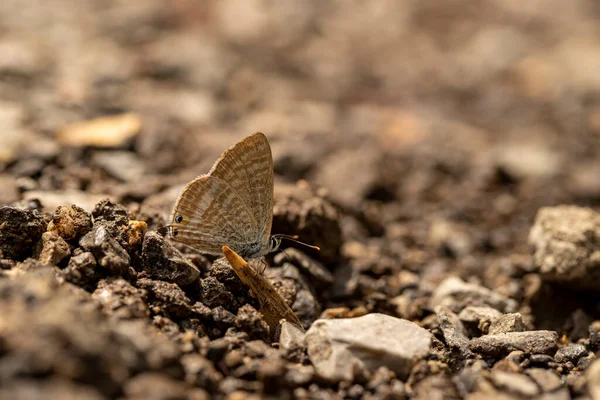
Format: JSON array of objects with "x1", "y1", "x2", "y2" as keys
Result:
[
  {"x1": 209, "y1": 257, "x2": 248, "y2": 296},
  {"x1": 37, "y1": 231, "x2": 71, "y2": 266},
  {"x1": 0, "y1": 206, "x2": 45, "y2": 261},
  {"x1": 235, "y1": 304, "x2": 270, "y2": 342},
  {"x1": 469, "y1": 331, "x2": 559, "y2": 357},
  {"x1": 199, "y1": 276, "x2": 236, "y2": 310},
  {"x1": 47, "y1": 205, "x2": 92, "y2": 241},
  {"x1": 137, "y1": 278, "x2": 192, "y2": 318},
  {"x1": 91, "y1": 199, "x2": 130, "y2": 244},
  {"x1": 211, "y1": 306, "x2": 237, "y2": 330},
  {"x1": 92, "y1": 278, "x2": 149, "y2": 319},
  {"x1": 488, "y1": 313, "x2": 528, "y2": 335},
  {"x1": 272, "y1": 182, "x2": 342, "y2": 264},
  {"x1": 191, "y1": 301, "x2": 212, "y2": 320},
  {"x1": 141, "y1": 231, "x2": 199, "y2": 286},
  {"x1": 63, "y1": 251, "x2": 98, "y2": 285},
  {"x1": 79, "y1": 225, "x2": 130, "y2": 276},
  {"x1": 435, "y1": 306, "x2": 472, "y2": 359},
  {"x1": 529, "y1": 354, "x2": 555, "y2": 366},
  {"x1": 555, "y1": 343, "x2": 587, "y2": 364},
  {"x1": 92, "y1": 199, "x2": 129, "y2": 228}
]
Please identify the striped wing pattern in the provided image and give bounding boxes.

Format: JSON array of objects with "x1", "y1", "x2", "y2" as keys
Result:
[
  {"x1": 170, "y1": 132, "x2": 273, "y2": 256},
  {"x1": 209, "y1": 132, "x2": 274, "y2": 244}
]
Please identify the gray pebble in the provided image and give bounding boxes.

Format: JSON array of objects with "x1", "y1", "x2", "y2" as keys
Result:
[
  {"x1": 488, "y1": 313, "x2": 527, "y2": 335},
  {"x1": 469, "y1": 331, "x2": 558, "y2": 357}
]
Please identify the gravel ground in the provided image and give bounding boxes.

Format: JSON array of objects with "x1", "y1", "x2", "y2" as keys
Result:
[{"x1": 1, "y1": 1, "x2": 600, "y2": 399}]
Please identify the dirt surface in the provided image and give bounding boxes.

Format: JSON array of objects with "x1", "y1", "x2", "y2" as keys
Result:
[{"x1": 1, "y1": 1, "x2": 600, "y2": 399}]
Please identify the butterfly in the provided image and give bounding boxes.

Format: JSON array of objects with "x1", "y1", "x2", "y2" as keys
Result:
[{"x1": 169, "y1": 132, "x2": 317, "y2": 259}]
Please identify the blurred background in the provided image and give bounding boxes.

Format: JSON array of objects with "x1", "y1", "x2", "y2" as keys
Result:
[
  {"x1": 4, "y1": 3, "x2": 600, "y2": 397},
  {"x1": 0, "y1": 0, "x2": 599, "y2": 260}
]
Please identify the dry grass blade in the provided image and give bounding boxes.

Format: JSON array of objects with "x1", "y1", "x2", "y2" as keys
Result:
[{"x1": 222, "y1": 245, "x2": 303, "y2": 333}]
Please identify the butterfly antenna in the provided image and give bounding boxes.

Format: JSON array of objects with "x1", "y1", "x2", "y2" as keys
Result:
[{"x1": 273, "y1": 234, "x2": 320, "y2": 252}]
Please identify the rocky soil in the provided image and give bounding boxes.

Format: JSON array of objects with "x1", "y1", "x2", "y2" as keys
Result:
[{"x1": 1, "y1": 1, "x2": 600, "y2": 399}]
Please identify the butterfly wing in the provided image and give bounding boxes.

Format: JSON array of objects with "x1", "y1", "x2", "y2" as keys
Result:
[
  {"x1": 208, "y1": 132, "x2": 274, "y2": 247},
  {"x1": 170, "y1": 174, "x2": 258, "y2": 255}
]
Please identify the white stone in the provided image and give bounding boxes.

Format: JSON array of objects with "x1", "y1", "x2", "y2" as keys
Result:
[
  {"x1": 305, "y1": 313, "x2": 431, "y2": 382},
  {"x1": 278, "y1": 321, "x2": 306, "y2": 351}
]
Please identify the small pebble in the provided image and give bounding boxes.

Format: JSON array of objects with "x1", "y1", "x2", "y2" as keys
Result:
[
  {"x1": 469, "y1": 330, "x2": 559, "y2": 357},
  {"x1": 430, "y1": 276, "x2": 518, "y2": 313},
  {"x1": 554, "y1": 343, "x2": 587, "y2": 364},
  {"x1": 79, "y1": 225, "x2": 130, "y2": 276},
  {"x1": 488, "y1": 313, "x2": 527, "y2": 334},
  {"x1": 37, "y1": 231, "x2": 71, "y2": 266},
  {"x1": 141, "y1": 231, "x2": 200, "y2": 286}
]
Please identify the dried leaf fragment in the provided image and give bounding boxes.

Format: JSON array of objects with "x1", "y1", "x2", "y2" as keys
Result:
[{"x1": 222, "y1": 245, "x2": 303, "y2": 333}]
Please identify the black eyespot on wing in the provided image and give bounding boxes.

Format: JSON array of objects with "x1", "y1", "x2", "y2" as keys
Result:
[{"x1": 175, "y1": 215, "x2": 183, "y2": 223}]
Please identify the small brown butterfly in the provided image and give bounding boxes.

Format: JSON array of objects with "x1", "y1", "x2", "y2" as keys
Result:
[{"x1": 168, "y1": 132, "x2": 318, "y2": 260}]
